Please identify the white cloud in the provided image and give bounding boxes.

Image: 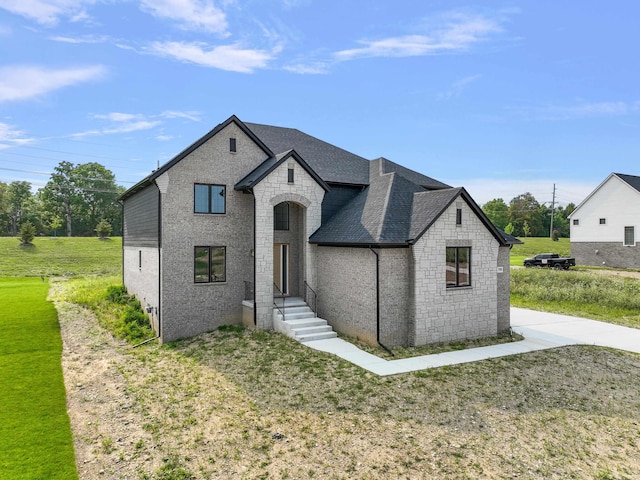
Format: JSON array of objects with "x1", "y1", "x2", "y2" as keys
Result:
[
  {"x1": 0, "y1": 65, "x2": 107, "y2": 103},
  {"x1": 146, "y1": 41, "x2": 277, "y2": 73},
  {"x1": 73, "y1": 110, "x2": 200, "y2": 137},
  {"x1": 140, "y1": 0, "x2": 228, "y2": 35},
  {"x1": 0, "y1": 0, "x2": 94, "y2": 26},
  {"x1": 438, "y1": 74, "x2": 482, "y2": 100},
  {"x1": 0, "y1": 122, "x2": 33, "y2": 148},
  {"x1": 335, "y1": 11, "x2": 502, "y2": 61},
  {"x1": 283, "y1": 62, "x2": 330, "y2": 75},
  {"x1": 49, "y1": 34, "x2": 110, "y2": 44}
]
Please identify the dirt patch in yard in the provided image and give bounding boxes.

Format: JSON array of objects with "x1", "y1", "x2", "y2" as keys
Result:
[{"x1": 56, "y1": 282, "x2": 640, "y2": 479}]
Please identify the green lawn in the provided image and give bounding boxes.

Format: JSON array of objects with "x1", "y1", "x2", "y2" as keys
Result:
[
  {"x1": 509, "y1": 236, "x2": 571, "y2": 266},
  {"x1": 0, "y1": 277, "x2": 78, "y2": 480},
  {"x1": 0, "y1": 236, "x2": 122, "y2": 277}
]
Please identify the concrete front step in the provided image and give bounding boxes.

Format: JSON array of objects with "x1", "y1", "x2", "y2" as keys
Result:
[{"x1": 273, "y1": 299, "x2": 338, "y2": 343}]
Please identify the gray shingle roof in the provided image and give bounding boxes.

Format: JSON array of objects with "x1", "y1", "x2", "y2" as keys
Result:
[
  {"x1": 616, "y1": 173, "x2": 640, "y2": 192},
  {"x1": 373, "y1": 157, "x2": 451, "y2": 190},
  {"x1": 244, "y1": 122, "x2": 370, "y2": 184}
]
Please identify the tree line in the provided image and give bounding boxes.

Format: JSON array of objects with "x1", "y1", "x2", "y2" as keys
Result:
[
  {"x1": 482, "y1": 193, "x2": 575, "y2": 238},
  {"x1": 0, "y1": 161, "x2": 125, "y2": 237}
]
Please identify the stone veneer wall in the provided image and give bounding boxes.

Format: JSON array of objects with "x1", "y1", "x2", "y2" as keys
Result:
[
  {"x1": 496, "y1": 245, "x2": 511, "y2": 333},
  {"x1": 157, "y1": 122, "x2": 266, "y2": 342},
  {"x1": 410, "y1": 199, "x2": 501, "y2": 345},
  {"x1": 123, "y1": 246, "x2": 160, "y2": 334},
  {"x1": 316, "y1": 246, "x2": 377, "y2": 344},
  {"x1": 252, "y1": 159, "x2": 325, "y2": 330},
  {"x1": 571, "y1": 242, "x2": 640, "y2": 269},
  {"x1": 378, "y1": 248, "x2": 410, "y2": 346}
]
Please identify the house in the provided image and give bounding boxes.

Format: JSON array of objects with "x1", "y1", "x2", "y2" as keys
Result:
[
  {"x1": 119, "y1": 115, "x2": 517, "y2": 346},
  {"x1": 569, "y1": 173, "x2": 640, "y2": 268}
]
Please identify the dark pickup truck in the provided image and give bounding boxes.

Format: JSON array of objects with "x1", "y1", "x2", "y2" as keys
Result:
[{"x1": 523, "y1": 253, "x2": 576, "y2": 270}]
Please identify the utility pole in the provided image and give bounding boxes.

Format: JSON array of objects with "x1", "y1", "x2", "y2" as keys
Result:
[{"x1": 549, "y1": 183, "x2": 556, "y2": 238}]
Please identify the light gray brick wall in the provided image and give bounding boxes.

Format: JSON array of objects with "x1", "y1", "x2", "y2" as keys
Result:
[
  {"x1": 253, "y1": 160, "x2": 325, "y2": 329},
  {"x1": 496, "y1": 245, "x2": 511, "y2": 333},
  {"x1": 123, "y1": 246, "x2": 160, "y2": 334},
  {"x1": 317, "y1": 247, "x2": 377, "y2": 344},
  {"x1": 572, "y1": 241, "x2": 640, "y2": 269},
  {"x1": 411, "y1": 199, "x2": 500, "y2": 345},
  {"x1": 157, "y1": 122, "x2": 266, "y2": 342},
  {"x1": 379, "y1": 248, "x2": 410, "y2": 346}
]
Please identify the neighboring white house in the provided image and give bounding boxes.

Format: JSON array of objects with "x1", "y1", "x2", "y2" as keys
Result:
[{"x1": 569, "y1": 173, "x2": 640, "y2": 268}]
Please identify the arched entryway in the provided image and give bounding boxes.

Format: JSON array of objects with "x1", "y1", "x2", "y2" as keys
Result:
[{"x1": 273, "y1": 201, "x2": 305, "y2": 298}]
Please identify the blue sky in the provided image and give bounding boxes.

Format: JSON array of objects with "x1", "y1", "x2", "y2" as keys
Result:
[{"x1": 1, "y1": 1, "x2": 639, "y2": 208}]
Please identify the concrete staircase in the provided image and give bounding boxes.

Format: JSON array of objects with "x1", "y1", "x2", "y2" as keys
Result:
[{"x1": 273, "y1": 297, "x2": 337, "y2": 342}]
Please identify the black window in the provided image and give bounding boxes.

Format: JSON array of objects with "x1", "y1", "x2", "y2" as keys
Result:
[
  {"x1": 194, "y1": 184, "x2": 225, "y2": 214},
  {"x1": 288, "y1": 168, "x2": 294, "y2": 183},
  {"x1": 573, "y1": 219, "x2": 579, "y2": 226},
  {"x1": 446, "y1": 247, "x2": 471, "y2": 288},
  {"x1": 624, "y1": 226, "x2": 635, "y2": 246},
  {"x1": 274, "y1": 202, "x2": 289, "y2": 230},
  {"x1": 194, "y1": 246, "x2": 226, "y2": 283},
  {"x1": 138, "y1": 250, "x2": 142, "y2": 269},
  {"x1": 599, "y1": 218, "x2": 606, "y2": 225},
  {"x1": 456, "y1": 208, "x2": 462, "y2": 225},
  {"x1": 230, "y1": 137, "x2": 236, "y2": 152}
]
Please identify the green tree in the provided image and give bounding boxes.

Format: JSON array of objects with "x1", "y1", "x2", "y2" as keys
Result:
[
  {"x1": 47, "y1": 215, "x2": 63, "y2": 237},
  {"x1": 509, "y1": 193, "x2": 544, "y2": 237},
  {"x1": 8, "y1": 181, "x2": 32, "y2": 236},
  {"x1": 95, "y1": 219, "x2": 112, "y2": 239},
  {"x1": 482, "y1": 198, "x2": 510, "y2": 230},
  {"x1": 40, "y1": 161, "x2": 123, "y2": 236},
  {"x1": 523, "y1": 221, "x2": 531, "y2": 237},
  {"x1": 40, "y1": 161, "x2": 78, "y2": 236},
  {"x1": 0, "y1": 182, "x2": 9, "y2": 235},
  {"x1": 504, "y1": 222, "x2": 515, "y2": 235},
  {"x1": 18, "y1": 221, "x2": 36, "y2": 245}
]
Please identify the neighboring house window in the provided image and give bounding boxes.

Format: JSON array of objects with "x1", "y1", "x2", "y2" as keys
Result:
[
  {"x1": 288, "y1": 167, "x2": 294, "y2": 183},
  {"x1": 573, "y1": 219, "x2": 579, "y2": 226},
  {"x1": 194, "y1": 246, "x2": 226, "y2": 283},
  {"x1": 624, "y1": 226, "x2": 635, "y2": 246},
  {"x1": 194, "y1": 184, "x2": 225, "y2": 214},
  {"x1": 599, "y1": 218, "x2": 606, "y2": 225},
  {"x1": 274, "y1": 202, "x2": 289, "y2": 230},
  {"x1": 446, "y1": 247, "x2": 471, "y2": 288},
  {"x1": 456, "y1": 208, "x2": 462, "y2": 225},
  {"x1": 230, "y1": 138, "x2": 236, "y2": 152}
]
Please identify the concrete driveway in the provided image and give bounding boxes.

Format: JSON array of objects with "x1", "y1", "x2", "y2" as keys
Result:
[{"x1": 306, "y1": 307, "x2": 640, "y2": 376}]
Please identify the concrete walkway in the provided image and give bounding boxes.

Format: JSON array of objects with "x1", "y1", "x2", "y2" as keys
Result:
[{"x1": 305, "y1": 307, "x2": 640, "y2": 376}]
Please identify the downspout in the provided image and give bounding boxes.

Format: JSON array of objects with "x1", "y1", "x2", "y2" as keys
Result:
[
  {"x1": 253, "y1": 191, "x2": 257, "y2": 326},
  {"x1": 369, "y1": 247, "x2": 394, "y2": 356},
  {"x1": 156, "y1": 182, "x2": 162, "y2": 341}
]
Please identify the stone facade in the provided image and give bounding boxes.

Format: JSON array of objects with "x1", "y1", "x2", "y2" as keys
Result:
[
  {"x1": 252, "y1": 159, "x2": 325, "y2": 330},
  {"x1": 123, "y1": 246, "x2": 160, "y2": 334},
  {"x1": 571, "y1": 242, "x2": 640, "y2": 269},
  {"x1": 156, "y1": 122, "x2": 265, "y2": 342},
  {"x1": 411, "y1": 199, "x2": 501, "y2": 345}
]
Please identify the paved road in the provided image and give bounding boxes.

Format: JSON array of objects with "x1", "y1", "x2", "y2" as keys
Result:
[{"x1": 306, "y1": 307, "x2": 640, "y2": 376}]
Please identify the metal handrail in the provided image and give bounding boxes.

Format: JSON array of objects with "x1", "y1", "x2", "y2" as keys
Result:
[
  {"x1": 273, "y1": 282, "x2": 285, "y2": 319},
  {"x1": 304, "y1": 281, "x2": 318, "y2": 316}
]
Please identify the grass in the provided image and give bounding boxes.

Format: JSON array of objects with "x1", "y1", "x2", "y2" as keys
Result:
[
  {"x1": 511, "y1": 268, "x2": 640, "y2": 328},
  {"x1": 0, "y1": 277, "x2": 78, "y2": 480},
  {"x1": 0, "y1": 236, "x2": 122, "y2": 277},
  {"x1": 509, "y1": 236, "x2": 571, "y2": 266}
]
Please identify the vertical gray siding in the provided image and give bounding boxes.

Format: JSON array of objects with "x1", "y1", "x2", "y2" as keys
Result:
[{"x1": 123, "y1": 184, "x2": 159, "y2": 247}]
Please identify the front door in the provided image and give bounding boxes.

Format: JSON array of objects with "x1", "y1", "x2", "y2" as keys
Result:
[{"x1": 273, "y1": 243, "x2": 289, "y2": 296}]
